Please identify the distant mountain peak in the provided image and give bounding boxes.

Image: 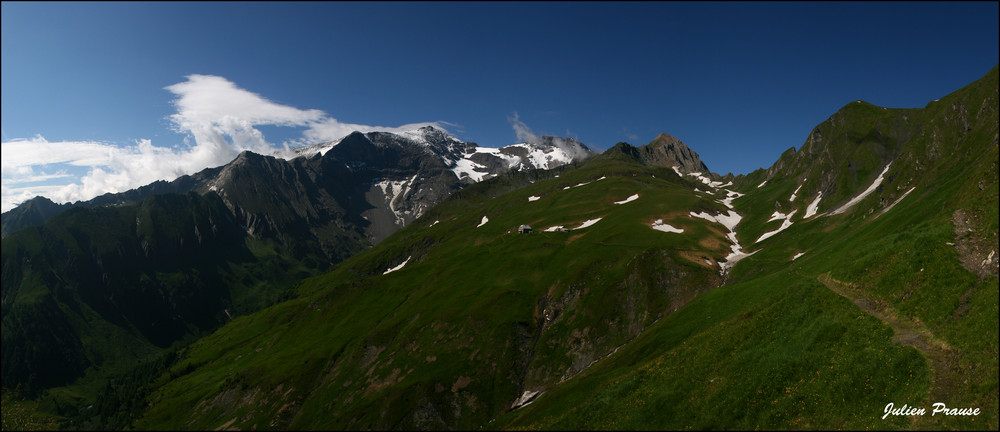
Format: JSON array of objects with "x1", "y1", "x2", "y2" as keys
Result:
[{"x1": 639, "y1": 133, "x2": 711, "y2": 173}]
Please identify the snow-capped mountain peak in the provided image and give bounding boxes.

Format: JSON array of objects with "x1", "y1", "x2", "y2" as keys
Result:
[
  {"x1": 281, "y1": 128, "x2": 592, "y2": 183},
  {"x1": 263, "y1": 127, "x2": 594, "y2": 243}
]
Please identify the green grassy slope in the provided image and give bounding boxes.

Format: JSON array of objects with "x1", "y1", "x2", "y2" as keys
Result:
[
  {"x1": 126, "y1": 66, "x2": 998, "y2": 431},
  {"x1": 493, "y1": 270, "x2": 932, "y2": 430},
  {"x1": 131, "y1": 155, "x2": 753, "y2": 430},
  {"x1": 497, "y1": 166, "x2": 997, "y2": 429},
  {"x1": 499, "y1": 66, "x2": 999, "y2": 430},
  {"x1": 11, "y1": 66, "x2": 994, "y2": 430}
]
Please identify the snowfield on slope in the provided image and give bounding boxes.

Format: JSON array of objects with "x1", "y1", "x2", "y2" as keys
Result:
[
  {"x1": 689, "y1": 210, "x2": 753, "y2": 275},
  {"x1": 651, "y1": 219, "x2": 684, "y2": 233},
  {"x1": 720, "y1": 190, "x2": 743, "y2": 209},
  {"x1": 803, "y1": 192, "x2": 823, "y2": 218},
  {"x1": 757, "y1": 210, "x2": 797, "y2": 243},
  {"x1": 574, "y1": 218, "x2": 602, "y2": 230},
  {"x1": 767, "y1": 210, "x2": 793, "y2": 223},
  {"x1": 383, "y1": 256, "x2": 412, "y2": 275},
  {"x1": 876, "y1": 187, "x2": 916, "y2": 218},
  {"x1": 452, "y1": 157, "x2": 491, "y2": 182},
  {"x1": 789, "y1": 184, "x2": 802, "y2": 202},
  {"x1": 829, "y1": 162, "x2": 893, "y2": 215},
  {"x1": 690, "y1": 211, "x2": 741, "y2": 232},
  {"x1": 686, "y1": 172, "x2": 726, "y2": 188},
  {"x1": 614, "y1": 194, "x2": 639, "y2": 205}
]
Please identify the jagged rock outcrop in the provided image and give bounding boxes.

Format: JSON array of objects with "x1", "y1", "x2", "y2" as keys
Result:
[{"x1": 639, "y1": 133, "x2": 710, "y2": 173}]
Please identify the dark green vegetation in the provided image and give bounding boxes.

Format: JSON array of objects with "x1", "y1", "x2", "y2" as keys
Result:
[
  {"x1": 1, "y1": 386, "x2": 59, "y2": 430},
  {"x1": 0, "y1": 191, "x2": 341, "y2": 402},
  {"x1": 2, "y1": 66, "x2": 997, "y2": 430},
  {"x1": 1, "y1": 149, "x2": 382, "y2": 409},
  {"x1": 131, "y1": 157, "x2": 734, "y2": 430}
]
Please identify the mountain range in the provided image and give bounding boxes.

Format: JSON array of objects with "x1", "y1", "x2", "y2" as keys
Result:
[
  {"x1": 0, "y1": 127, "x2": 596, "y2": 397},
  {"x1": 1, "y1": 66, "x2": 996, "y2": 430}
]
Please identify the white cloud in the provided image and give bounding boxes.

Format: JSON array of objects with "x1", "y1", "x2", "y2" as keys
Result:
[
  {"x1": 1, "y1": 137, "x2": 118, "y2": 174},
  {"x1": 508, "y1": 111, "x2": 590, "y2": 161},
  {"x1": 165, "y1": 74, "x2": 325, "y2": 155},
  {"x1": 508, "y1": 111, "x2": 540, "y2": 144},
  {"x1": 1, "y1": 136, "x2": 211, "y2": 212},
  {"x1": 1, "y1": 74, "x2": 450, "y2": 213},
  {"x1": 165, "y1": 74, "x2": 451, "y2": 151},
  {"x1": 301, "y1": 118, "x2": 446, "y2": 145}
]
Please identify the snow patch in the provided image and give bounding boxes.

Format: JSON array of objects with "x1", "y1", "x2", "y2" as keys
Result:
[
  {"x1": 543, "y1": 225, "x2": 565, "y2": 232},
  {"x1": 452, "y1": 157, "x2": 490, "y2": 182},
  {"x1": 430, "y1": 220, "x2": 439, "y2": 227},
  {"x1": 804, "y1": 192, "x2": 823, "y2": 218},
  {"x1": 767, "y1": 211, "x2": 791, "y2": 223},
  {"x1": 789, "y1": 184, "x2": 802, "y2": 202},
  {"x1": 614, "y1": 194, "x2": 639, "y2": 205},
  {"x1": 792, "y1": 252, "x2": 806, "y2": 260},
  {"x1": 671, "y1": 166, "x2": 683, "y2": 177},
  {"x1": 688, "y1": 210, "x2": 751, "y2": 276},
  {"x1": 383, "y1": 256, "x2": 412, "y2": 275},
  {"x1": 719, "y1": 189, "x2": 743, "y2": 209},
  {"x1": 528, "y1": 196, "x2": 541, "y2": 202},
  {"x1": 757, "y1": 210, "x2": 797, "y2": 243},
  {"x1": 511, "y1": 390, "x2": 543, "y2": 410},
  {"x1": 757, "y1": 180, "x2": 767, "y2": 188},
  {"x1": 687, "y1": 172, "x2": 725, "y2": 188},
  {"x1": 373, "y1": 173, "x2": 421, "y2": 226},
  {"x1": 689, "y1": 210, "x2": 741, "y2": 232},
  {"x1": 565, "y1": 177, "x2": 606, "y2": 190},
  {"x1": 574, "y1": 218, "x2": 602, "y2": 230},
  {"x1": 651, "y1": 219, "x2": 684, "y2": 233},
  {"x1": 476, "y1": 216, "x2": 489, "y2": 228},
  {"x1": 829, "y1": 162, "x2": 893, "y2": 215},
  {"x1": 722, "y1": 247, "x2": 757, "y2": 274},
  {"x1": 876, "y1": 187, "x2": 915, "y2": 217}
]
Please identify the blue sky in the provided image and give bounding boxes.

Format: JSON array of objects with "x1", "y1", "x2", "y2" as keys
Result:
[{"x1": 2, "y1": 1, "x2": 998, "y2": 211}]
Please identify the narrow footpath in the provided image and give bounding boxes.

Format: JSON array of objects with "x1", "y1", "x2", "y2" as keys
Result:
[{"x1": 817, "y1": 272, "x2": 963, "y2": 429}]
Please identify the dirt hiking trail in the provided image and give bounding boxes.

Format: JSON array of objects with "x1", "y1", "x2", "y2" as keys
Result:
[{"x1": 817, "y1": 272, "x2": 963, "y2": 429}]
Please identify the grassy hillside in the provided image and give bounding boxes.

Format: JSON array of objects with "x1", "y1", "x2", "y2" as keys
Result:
[
  {"x1": 497, "y1": 160, "x2": 997, "y2": 429},
  {"x1": 498, "y1": 66, "x2": 999, "y2": 430},
  {"x1": 4, "y1": 67, "x2": 995, "y2": 430},
  {"x1": 130, "y1": 156, "x2": 756, "y2": 430}
]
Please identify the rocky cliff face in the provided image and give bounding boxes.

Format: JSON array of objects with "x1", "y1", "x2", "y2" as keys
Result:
[{"x1": 639, "y1": 133, "x2": 710, "y2": 173}]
